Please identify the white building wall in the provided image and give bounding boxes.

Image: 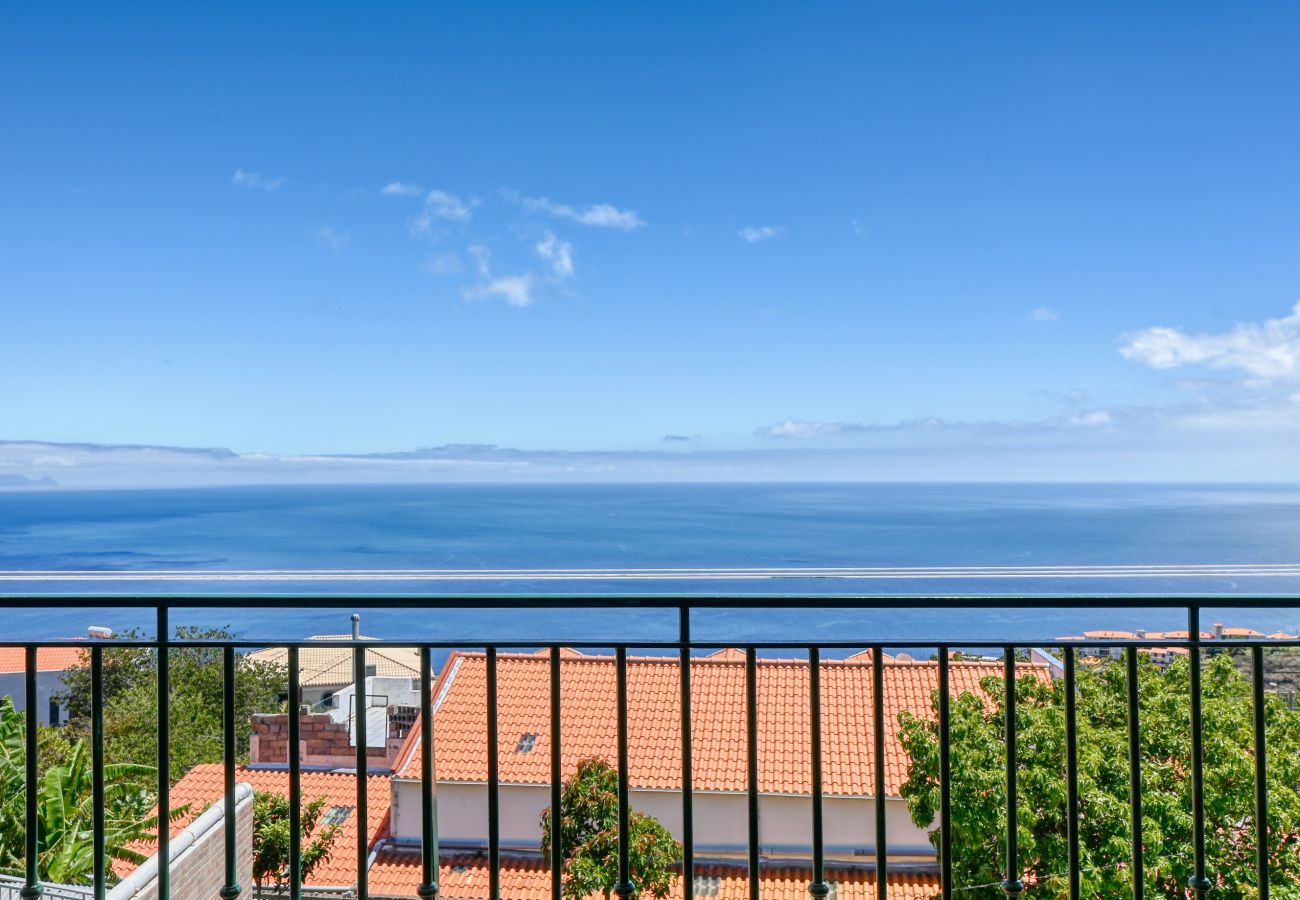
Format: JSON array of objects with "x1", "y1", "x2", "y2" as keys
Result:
[
  {"x1": 391, "y1": 780, "x2": 934, "y2": 860},
  {"x1": 0, "y1": 671, "x2": 70, "y2": 725}
]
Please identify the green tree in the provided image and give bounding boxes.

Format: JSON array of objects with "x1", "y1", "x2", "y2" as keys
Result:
[
  {"x1": 898, "y1": 654, "x2": 1300, "y2": 898},
  {"x1": 0, "y1": 697, "x2": 163, "y2": 884},
  {"x1": 540, "y1": 757, "x2": 681, "y2": 900},
  {"x1": 57, "y1": 627, "x2": 287, "y2": 782},
  {"x1": 250, "y1": 791, "x2": 340, "y2": 894}
]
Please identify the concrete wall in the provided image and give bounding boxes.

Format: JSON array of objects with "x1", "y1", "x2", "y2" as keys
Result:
[
  {"x1": 391, "y1": 780, "x2": 934, "y2": 861},
  {"x1": 111, "y1": 784, "x2": 254, "y2": 900},
  {"x1": 0, "y1": 671, "x2": 70, "y2": 726}
]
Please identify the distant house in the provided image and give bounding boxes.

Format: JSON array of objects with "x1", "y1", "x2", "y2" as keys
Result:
[
  {"x1": 246, "y1": 634, "x2": 420, "y2": 711},
  {"x1": 0, "y1": 646, "x2": 83, "y2": 725}
]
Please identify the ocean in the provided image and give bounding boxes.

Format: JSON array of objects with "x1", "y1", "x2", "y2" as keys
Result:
[{"x1": 2, "y1": 482, "x2": 1300, "y2": 648}]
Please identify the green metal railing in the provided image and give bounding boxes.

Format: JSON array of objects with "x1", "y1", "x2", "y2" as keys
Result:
[{"x1": 3, "y1": 594, "x2": 1296, "y2": 899}]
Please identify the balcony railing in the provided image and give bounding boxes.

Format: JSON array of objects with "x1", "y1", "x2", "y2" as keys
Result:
[{"x1": 2, "y1": 593, "x2": 1297, "y2": 899}]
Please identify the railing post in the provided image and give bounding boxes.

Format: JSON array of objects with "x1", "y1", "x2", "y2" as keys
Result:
[
  {"x1": 486, "y1": 648, "x2": 501, "y2": 900},
  {"x1": 353, "y1": 646, "x2": 369, "y2": 900},
  {"x1": 1126, "y1": 646, "x2": 1144, "y2": 900},
  {"x1": 92, "y1": 645, "x2": 106, "y2": 900},
  {"x1": 288, "y1": 647, "x2": 302, "y2": 900},
  {"x1": 808, "y1": 648, "x2": 829, "y2": 900},
  {"x1": 938, "y1": 647, "x2": 953, "y2": 900},
  {"x1": 1252, "y1": 644, "x2": 1269, "y2": 900},
  {"x1": 157, "y1": 606, "x2": 170, "y2": 900},
  {"x1": 22, "y1": 647, "x2": 42, "y2": 900},
  {"x1": 220, "y1": 646, "x2": 241, "y2": 900},
  {"x1": 872, "y1": 646, "x2": 888, "y2": 900},
  {"x1": 1002, "y1": 647, "x2": 1023, "y2": 897},
  {"x1": 679, "y1": 607, "x2": 695, "y2": 900},
  {"x1": 1186, "y1": 607, "x2": 1213, "y2": 898},
  {"x1": 614, "y1": 647, "x2": 635, "y2": 900},
  {"x1": 419, "y1": 647, "x2": 439, "y2": 900},
  {"x1": 1063, "y1": 646, "x2": 1080, "y2": 900},
  {"x1": 746, "y1": 647, "x2": 761, "y2": 900},
  {"x1": 549, "y1": 645, "x2": 563, "y2": 900}
]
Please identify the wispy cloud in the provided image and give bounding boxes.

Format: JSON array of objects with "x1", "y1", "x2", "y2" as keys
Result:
[
  {"x1": 1120, "y1": 302, "x2": 1300, "y2": 382},
  {"x1": 231, "y1": 169, "x2": 285, "y2": 192},
  {"x1": 851, "y1": 219, "x2": 869, "y2": 239},
  {"x1": 381, "y1": 181, "x2": 423, "y2": 197},
  {"x1": 411, "y1": 189, "x2": 474, "y2": 237},
  {"x1": 313, "y1": 225, "x2": 351, "y2": 253},
  {"x1": 755, "y1": 419, "x2": 868, "y2": 439},
  {"x1": 465, "y1": 275, "x2": 536, "y2": 308},
  {"x1": 464, "y1": 245, "x2": 535, "y2": 307},
  {"x1": 739, "y1": 226, "x2": 783, "y2": 243},
  {"x1": 535, "y1": 231, "x2": 574, "y2": 278},
  {"x1": 502, "y1": 189, "x2": 645, "y2": 231},
  {"x1": 1029, "y1": 307, "x2": 1059, "y2": 323}
]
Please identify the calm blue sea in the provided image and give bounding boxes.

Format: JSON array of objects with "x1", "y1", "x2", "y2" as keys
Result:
[{"x1": 2, "y1": 482, "x2": 1300, "y2": 647}]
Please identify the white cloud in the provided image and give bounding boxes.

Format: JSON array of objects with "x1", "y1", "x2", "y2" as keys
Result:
[
  {"x1": 423, "y1": 252, "x2": 463, "y2": 275},
  {"x1": 1120, "y1": 302, "x2": 1300, "y2": 382},
  {"x1": 739, "y1": 226, "x2": 783, "y2": 243},
  {"x1": 1029, "y1": 307, "x2": 1059, "y2": 323},
  {"x1": 851, "y1": 219, "x2": 869, "y2": 239},
  {"x1": 381, "y1": 181, "x2": 423, "y2": 197},
  {"x1": 231, "y1": 169, "x2": 285, "y2": 192},
  {"x1": 502, "y1": 189, "x2": 645, "y2": 230},
  {"x1": 313, "y1": 225, "x2": 351, "y2": 253},
  {"x1": 1066, "y1": 410, "x2": 1113, "y2": 426},
  {"x1": 465, "y1": 274, "x2": 536, "y2": 308},
  {"x1": 755, "y1": 419, "x2": 865, "y2": 439},
  {"x1": 535, "y1": 232, "x2": 574, "y2": 278},
  {"x1": 411, "y1": 189, "x2": 473, "y2": 236}
]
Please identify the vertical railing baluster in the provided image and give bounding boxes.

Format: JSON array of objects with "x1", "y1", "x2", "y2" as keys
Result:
[
  {"x1": 1252, "y1": 644, "x2": 1269, "y2": 900},
  {"x1": 808, "y1": 648, "x2": 828, "y2": 899},
  {"x1": 487, "y1": 647, "x2": 501, "y2": 900},
  {"x1": 1003, "y1": 647, "x2": 1022, "y2": 897},
  {"x1": 221, "y1": 646, "x2": 241, "y2": 900},
  {"x1": 157, "y1": 607, "x2": 170, "y2": 900},
  {"x1": 938, "y1": 646, "x2": 952, "y2": 900},
  {"x1": 1126, "y1": 646, "x2": 1144, "y2": 899},
  {"x1": 746, "y1": 647, "x2": 761, "y2": 900},
  {"x1": 615, "y1": 647, "x2": 634, "y2": 900},
  {"x1": 353, "y1": 646, "x2": 369, "y2": 900},
  {"x1": 550, "y1": 645, "x2": 563, "y2": 900},
  {"x1": 22, "y1": 647, "x2": 41, "y2": 900},
  {"x1": 1063, "y1": 646, "x2": 1080, "y2": 900},
  {"x1": 680, "y1": 608, "x2": 695, "y2": 900},
  {"x1": 872, "y1": 646, "x2": 888, "y2": 900},
  {"x1": 1187, "y1": 608, "x2": 1212, "y2": 898},
  {"x1": 92, "y1": 645, "x2": 106, "y2": 900},
  {"x1": 419, "y1": 647, "x2": 438, "y2": 900},
  {"x1": 288, "y1": 647, "x2": 302, "y2": 900}
]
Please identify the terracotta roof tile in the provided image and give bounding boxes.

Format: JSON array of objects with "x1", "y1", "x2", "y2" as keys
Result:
[
  {"x1": 399, "y1": 651, "x2": 1036, "y2": 797},
  {"x1": 369, "y1": 850, "x2": 940, "y2": 900},
  {"x1": 118, "y1": 763, "x2": 390, "y2": 888},
  {"x1": 0, "y1": 645, "x2": 86, "y2": 674}
]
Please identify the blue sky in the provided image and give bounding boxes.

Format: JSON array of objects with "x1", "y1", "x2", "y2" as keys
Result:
[{"x1": 2, "y1": 4, "x2": 1300, "y2": 482}]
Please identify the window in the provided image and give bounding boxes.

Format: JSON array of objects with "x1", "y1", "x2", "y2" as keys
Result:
[
  {"x1": 322, "y1": 805, "x2": 353, "y2": 827},
  {"x1": 515, "y1": 732, "x2": 537, "y2": 753}
]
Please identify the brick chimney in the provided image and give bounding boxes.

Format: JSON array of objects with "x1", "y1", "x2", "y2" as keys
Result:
[{"x1": 250, "y1": 710, "x2": 397, "y2": 769}]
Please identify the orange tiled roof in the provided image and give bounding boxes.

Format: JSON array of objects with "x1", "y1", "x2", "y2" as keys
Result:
[
  {"x1": 0, "y1": 645, "x2": 85, "y2": 674},
  {"x1": 1218, "y1": 627, "x2": 1263, "y2": 638},
  {"x1": 118, "y1": 763, "x2": 391, "y2": 887},
  {"x1": 368, "y1": 850, "x2": 940, "y2": 900},
  {"x1": 1268, "y1": 631, "x2": 1299, "y2": 640},
  {"x1": 398, "y1": 651, "x2": 1035, "y2": 797}
]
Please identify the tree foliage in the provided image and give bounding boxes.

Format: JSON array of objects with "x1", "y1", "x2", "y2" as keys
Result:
[
  {"x1": 540, "y1": 757, "x2": 681, "y2": 900},
  {"x1": 898, "y1": 653, "x2": 1300, "y2": 898},
  {"x1": 57, "y1": 627, "x2": 287, "y2": 782},
  {"x1": 251, "y1": 790, "x2": 340, "y2": 893},
  {"x1": 0, "y1": 697, "x2": 160, "y2": 884}
]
